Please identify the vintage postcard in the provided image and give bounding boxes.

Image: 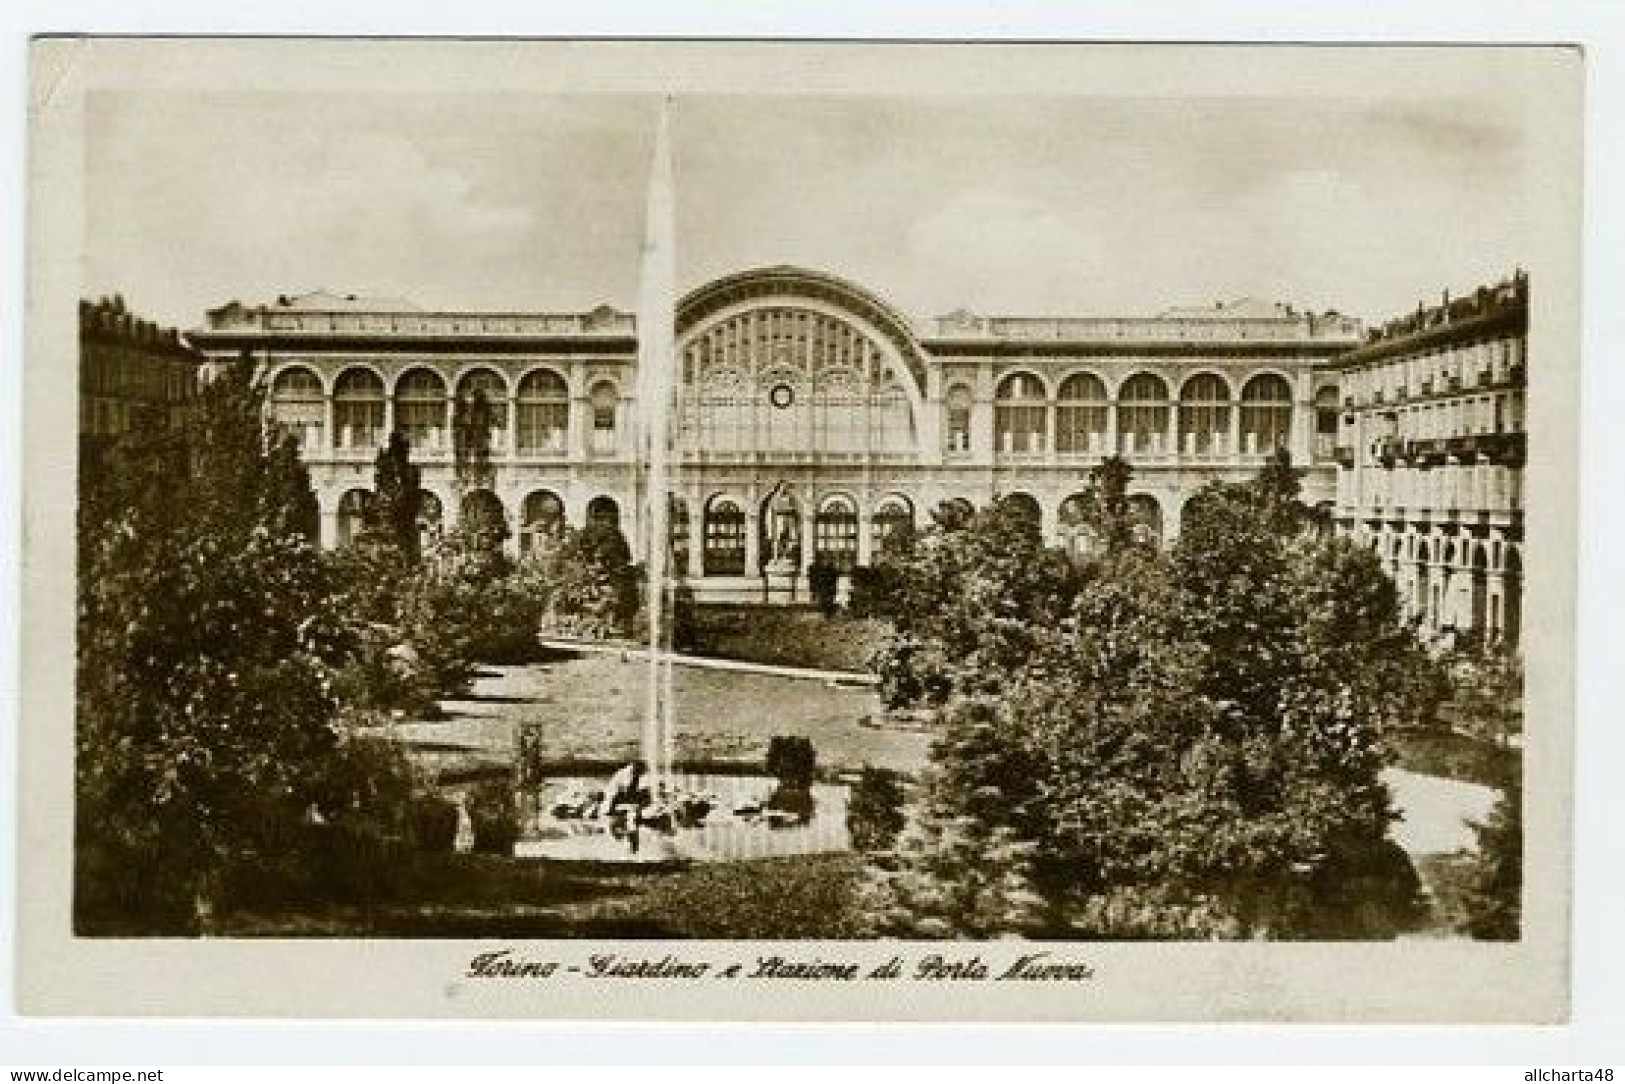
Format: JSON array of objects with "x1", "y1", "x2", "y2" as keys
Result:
[{"x1": 19, "y1": 38, "x2": 1581, "y2": 1021}]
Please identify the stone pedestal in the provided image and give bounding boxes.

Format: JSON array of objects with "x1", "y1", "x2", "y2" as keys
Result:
[{"x1": 763, "y1": 557, "x2": 800, "y2": 605}]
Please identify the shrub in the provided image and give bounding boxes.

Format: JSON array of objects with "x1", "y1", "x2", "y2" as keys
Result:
[
  {"x1": 807, "y1": 560, "x2": 841, "y2": 616},
  {"x1": 201, "y1": 724, "x2": 458, "y2": 916},
  {"x1": 328, "y1": 624, "x2": 441, "y2": 716},
  {"x1": 542, "y1": 521, "x2": 640, "y2": 639},
  {"x1": 845, "y1": 565, "x2": 890, "y2": 618},
  {"x1": 870, "y1": 632, "x2": 956, "y2": 710},
  {"x1": 1456, "y1": 786, "x2": 1522, "y2": 940},
  {"x1": 411, "y1": 793, "x2": 462, "y2": 853},
  {"x1": 765, "y1": 783, "x2": 816, "y2": 824},
  {"x1": 765, "y1": 735, "x2": 817, "y2": 789},
  {"x1": 74, "y1": 358, "x2": 343, "y2": 934},
  {"x1": 847, "y1": 766, "x2": 907, "y2": 852},
  {"x1": 465, "y1": 776, "x2": 519, "y2": 856}
]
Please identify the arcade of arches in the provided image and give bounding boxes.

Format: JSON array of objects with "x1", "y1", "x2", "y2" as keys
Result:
[{"x1": 228, "y1": 266, "x2": 1519, "y2": 640}]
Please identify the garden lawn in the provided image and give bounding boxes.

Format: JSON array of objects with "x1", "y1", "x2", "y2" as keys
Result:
[
  {"x1": 384, "y1": 651, "x2": 931, "y2": 778},
  {"x1": 213, "y1": 851, "x2": 867, "y2": 939},
  {"x1": 689, "y1": 605, "x2": 891, "y2": 673}
]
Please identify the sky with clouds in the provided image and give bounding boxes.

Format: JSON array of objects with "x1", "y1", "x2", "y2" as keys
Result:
[{"x1": 85, "y1": 90, "x2": 1538, "y2": 330}]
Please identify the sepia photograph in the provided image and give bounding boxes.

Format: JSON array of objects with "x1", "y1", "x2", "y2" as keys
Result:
[{"x1": 18, "y1": 38, "x2": 1583, "y2": 1022}]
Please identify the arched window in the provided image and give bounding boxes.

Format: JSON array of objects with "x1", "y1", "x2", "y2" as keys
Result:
[
  {"x1": 1056, "y1": 372, "x2": 1108, "y2": 455},
  {"x1": 336, "y1": 488, "x2": 372, "y2": 547},
  {"x1": 943, "y1": 384, "x2": 973, "y2": 453},
  {"x1": 814, "y1": 495, "x2": 860, "y2": 572},
  {"x1": 589, "y1": 380, "x2": 619, "y2": 454},
  {"x1": 1469, "y1": 542, "x2": 1490, "y2": 633},
  {"x1": 459, "y1": 489, "x2": 508, "y2": 549},
  {"x1": 455, "y1": 369, "x2": 509, "y2": 459},
  {"x1": 995, "y1": 373, "x2": 1047, "y2": 454},
  {"x1": 703, "y1": 497, "x2": 746, "y2": 575},
  {"x1": 332, "y1": 368, "x2": 385, "y2": 450},
  {"x1": 871, "y1": 495, "x2": 915, "y2": 556},
  {"x1": 456, "y1": 368, "x2": 509, "y2": 429},
  {"x1": 681, "y1": 306, "x2": 919, "y2": 459},
  {"x1": 1503, "y1": 546, "x2": 1522, "y2": 648},
  {"x1": 690, "y1": 362, "x2": 751, "y2": 452},
  {"x1": 813, "y1": 365, "x2": 863, "y2": 451},
  {"x1": 870, "y1": 379, "x2": 914, "y2": 454},
  {"x1": 1117, "y1": 374, "x2": 1170, "y2": 455},
  {"x1": 1058, "y1": 492, "x2": 1094, "y2": 559},
  {"x1": 517, "y1": 369, "x2": 569, "y2": 454},
  {"x1": 1314, "y1": 385, "x2": 1341, "y2": 460},
  {"x1": 395, "y1": 367, "x2": 449, "y2": 451},
  {"x1": 1127, "y1": 494, "x2": 1163, "y2": 547},
  {"x1": 269, "y1": 367, "x2": 324, "y2": 451},
  {"x1": 520, "y1": 489, "x2": 564, "y2": 553},
  {"x1": 1240, "y1": 374, "x2": 1294, "y2": 455},
  {"x1": 670, "y1": 497, "x2": 690, "y2": 573},
  {"x1": 1414, "y1": 539, "x2": 1433, "y2": 627},
  {"x1": 417, "y1": 490, "x2": 443, "y2": 549},
  {"x1": 1002, "y1": 492, "x2": 1043, "y2": 531},
  {"x1": 587, "y1": 495, "x2": 621, "y2": 530},
  {"x1": 1179, "y1": 373, "x2": 1232, "y2": 458}
]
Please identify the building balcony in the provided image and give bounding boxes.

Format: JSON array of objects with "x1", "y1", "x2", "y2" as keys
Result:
[
  {"x1": 994, "y1": 451, "x2": 1050, "y2": 467},
  {"x1": 512, "y1": 447, "x2": 571, "y2": 463},
  {"x1": 1404, "y1": 438, "x2": 1448, "y2": 465},
  {"x1": 1477, "y1": 431, "x2": 1527, "y2": 466}
]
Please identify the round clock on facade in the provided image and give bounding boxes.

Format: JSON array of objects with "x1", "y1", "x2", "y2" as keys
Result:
[{"x1": 769, "y1": 383, "x2": 795, "y2": 409}]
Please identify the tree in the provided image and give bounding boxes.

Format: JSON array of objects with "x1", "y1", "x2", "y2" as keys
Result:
[
  {"x1": 76, "y1": 358, "x2": 343, "y2": 932},
  {"x1": 860, "y1": 699, "x2": 1047, "y2": 937},
  {"x1": 363, "y1": 431, "x2": 423, "y2": 562},
  {"x1": 871, "y1": 495, "x2": 1079, "y2": 708},
  {"x1": 863, "y1": 454, "x2": 1434, "y2": 939},
  {"x1": 806, "y1": 560, "x2": 840, "y2": 616},
  {"x1": 452, "y1": 388, "x2": 496, "y2": 491},
  {"x1": 1070, "y1": 455, "x2": 1139, "y2": 558},
  {"x1": 1457, "y1": 785, "x2": 1522, "y2": 940},
  {"x1": 1154, "y1": 453, "x2": 1430, "y2": 935},
  {"x1": 1443, "y1": 640, "x2": 1524, "y2": 752},
  {"x1": 541, "y1": 520, "x2": 640, "y2": 639},
  {"x1": 847, "y1": 766, "x2": 908, "y2": 852}
]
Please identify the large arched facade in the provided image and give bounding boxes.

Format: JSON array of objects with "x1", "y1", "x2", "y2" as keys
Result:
[
  {"x1": 201, "y1": 267, "x2": 1361, "y2": 602},
  {"x1": 676, "y1": 268, "x2": 928, "y2": 460}
]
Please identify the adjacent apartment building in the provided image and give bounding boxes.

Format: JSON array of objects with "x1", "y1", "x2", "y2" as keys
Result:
[
  {"x1": 1330, "y1": 272, "x2": 1527, "y2": 647},
  {"x1": 79, "y1": 295, "x2": 206, "y2": 456}
]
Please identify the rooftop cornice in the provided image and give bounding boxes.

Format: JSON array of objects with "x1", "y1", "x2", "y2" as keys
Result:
[{"x1": 1332, "y1": 303, "x2": 1527, "y2": 369}]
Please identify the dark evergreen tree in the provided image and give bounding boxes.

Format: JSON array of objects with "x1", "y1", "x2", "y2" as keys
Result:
[
  {"x1": 452, "y1": 388, "x2": 495, "y2": 491},
  {"x1": 364, "y1": 430, "x2": 423, "y2": 562},
  {"x1": 1075, "y1": 454, "x2": 1138, "y2": 557}
]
